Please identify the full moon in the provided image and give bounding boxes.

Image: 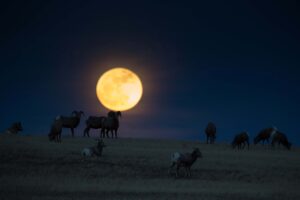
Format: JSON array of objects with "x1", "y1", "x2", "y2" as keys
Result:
[{"x1": 96, "y1": 68, "x2": 143, "y2": 111}]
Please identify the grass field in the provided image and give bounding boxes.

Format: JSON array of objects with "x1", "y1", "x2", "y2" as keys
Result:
[{"x1": 0, "y1": 134, "x2": 299, "y2": 200}]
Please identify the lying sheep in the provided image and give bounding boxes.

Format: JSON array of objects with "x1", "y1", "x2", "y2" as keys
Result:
[
  {"x1": 169, "y1": 148, "x2": 202, "y2": 178},
  {"x1": 5, "y1": 122, "x2": 23, "y2": 134},
  {"x1": 48, "y1": 118, "x2": 63, "y2": 143},
  {"x1": 81, "y1": 139, "x2": 106, "y2": 157},
  {"x1": 57, "y1": 111, "x2": 84, "y2": 137},
  {"x1": 232, "y1": 131, "x2": 249, "y2": 150}
]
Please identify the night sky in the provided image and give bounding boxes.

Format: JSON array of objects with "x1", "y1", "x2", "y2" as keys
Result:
[{"x1": 1, "y1": 1, "x2": 300, "y2": 144}]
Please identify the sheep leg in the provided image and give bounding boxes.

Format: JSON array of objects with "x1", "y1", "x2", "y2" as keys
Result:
[
  {"x1": 185, "y1": 167, "x2": 189, "y2": 177},
  {"x1": 105, "y1": 129, "x2": 110, "y2": 138},
  {"x1": 84, "y1": 127, "x2": 90, "y2": 137},
  {"x1": 99, "y1": 129, "x2": 103, "y2": 138},
  {"x1": 188, "y1": 167, "x2": 191, "y2": 177},
  {"x1": 176, "y1": 165, "x2": 180, "y2": 178},
  {"x1": 110, "y1": 129, "x2": 113, "y2": 138},
  {"x1": 71, "y1": 128, "x2": 75, "y2": 137},
  {"x1": 169, "y1": 162, "x2": 175, "y2": 174},
  {"x1": 115, "y1": 129, "x2": 118, "y2": 138},
  {"x1": 100, "y1": 129, "x2": 105, "y2": 138}
]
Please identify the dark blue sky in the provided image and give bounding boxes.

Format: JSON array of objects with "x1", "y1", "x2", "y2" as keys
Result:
[{"x1": 1, "y1": 1, "x2": 300, "y2": 144}]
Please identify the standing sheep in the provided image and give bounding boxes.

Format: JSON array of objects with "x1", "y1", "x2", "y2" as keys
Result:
[
  {"x1": 271, "y1": 131, "x2": 291, "y2": 150},
  {"x1": 254, "y1": 127, "x2": 277, "y2": 145},
  {"x1": 101, "y1": 111, "x2": 121, "y2": 138},
  {"x1": 81, "y1": 139, "x2": 106, "y2": 157},
  {"x1": 48, "y1": 118, "x2": 63, "y2": 143},
  {"x1": 169, "y1": 148, "x2": 202, "y2": 178},
  {"x1": 83, "y1": 116, "x2": 106, "y2": 137},
  {"x1": 232, "y1": 131, "x2": 250, "y2": 150},
  {"x1": 205, "y1": 122, "x2": 216, "y2": 144},
  {"x1": 5, "y1": 122, "x2": 23, "y2": 134},
  {"x1": 58, "y1": 111, "x2": 84, "y2": 137}
]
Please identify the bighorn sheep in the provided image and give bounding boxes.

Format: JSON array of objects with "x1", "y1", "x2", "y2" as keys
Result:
[
  {"x1": 254, "y1": 127, "x2": 277, "y2": 145},
  {"x1": 5, "y1": 122, "x2": 23, "y2": 134},
  {"x1": 83, "y1": 116, "x2": 106, "y2": 137},
  {"x1": 58, "y1": 111, "x2": 84, "y2": 137},
  {"x1": 205, "y1": 122, "x2": 216, "y2": 144},
  {"x1": 81, "y1": 139, "x2": 106, "y2": 157},
  {"x1": 48, "y1": 118, "x2": 63, "y2": 143},
  {"x1": 232, "y1": 131, "x2": 249, "y2": 150},
  {"x1": 101, "y1": 111, "x2": 121, "y2": 138},
  {"x1": 169, "y1": 148, "x2": 202, "y2": 178},
  {"x1": 271, "y1": 131, "x2": 291, "y2": 150}
]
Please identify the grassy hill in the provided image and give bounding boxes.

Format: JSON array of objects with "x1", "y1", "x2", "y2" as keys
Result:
[{"x1": 0, "y1": 134, "x2": 299, "y2": 200}]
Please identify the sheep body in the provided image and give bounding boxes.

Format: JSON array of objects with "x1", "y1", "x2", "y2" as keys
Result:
[
  {"x1": 254, "y1": 127, "x2": 277, "y2": 145},
  {"x1": 83, "y1": 116, "x2": 105, "y2": 137},
  {"x1": 58, "y1": 111, "x2": 84, "y2": 137},
  {"x1": 232, "y1": 131, "x2": 249, "y2": 150},
  {"x1": 271, "y1": 131, "x2": 291, "y2": 150},
  {"x1": 5, "y1": 122, "x2": 23, "y2": 134}
]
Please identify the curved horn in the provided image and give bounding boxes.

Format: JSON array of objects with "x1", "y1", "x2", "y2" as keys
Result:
[{"x1": 117, "y1": 111, "x2": 122, "y2": 118}]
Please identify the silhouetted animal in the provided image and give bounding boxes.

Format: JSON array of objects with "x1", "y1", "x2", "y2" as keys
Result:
[
  {"x1": 205, "y1": 122, "x2": 216, "y2": 144},
  {"x1": 5, "y1": 122, "x2": 23, "y2": 134},
  {"x1": 271, "y1": 131, "x2": 291, "y2": 150},
  {"x1": 83, "y1": 116, "x2": 106, "y2": 137},
  {"x1": 58, "y1": 111, "x2": 84, "y2": 137},
  {"x1": 48, "y1": 118, "x2": 63, "y2": 143},
  {"x1": 232, "y1": 132, "x2": 249, "y2": 150},
  {"x1": 254, "y1": 127, "x2": 277, "y2": 145},
  {"x1": 81, "y1": 139, "x2": 106, "y2": 157},
  {"x1": 169, "y1": 148, "x2": 202, "y2": 178},
  {"x1": 101, "y1": 111, "x2": 121, "y2": 138}
]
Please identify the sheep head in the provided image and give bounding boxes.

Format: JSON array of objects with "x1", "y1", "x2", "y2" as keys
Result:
[
  {"x1": 72, "y1": 110, "x2": 84, "y2": 118},
  {"x1": 192, "y1": 148, "x2": 202, "y2": 158},
  {"x1": 16, "y1": 122, "x2": 23, "y2": 132},
  {"x1": 107, "y1": 111, "x2": 122, "y2": 118}
]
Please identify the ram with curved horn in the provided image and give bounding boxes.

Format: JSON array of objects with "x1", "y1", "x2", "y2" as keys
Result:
[{"x1": 101, "y1": 111, "x2": 121, "y2": 138}]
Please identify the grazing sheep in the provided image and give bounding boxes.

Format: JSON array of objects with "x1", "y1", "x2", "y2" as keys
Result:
[
  {"x1": 58, "y1": 111, "x2": 84, "y2": 137},
  {"x1": 169, "y1": 148, "x2": 202, "y2": 178},
  {"x1": 48, "y1": 118, "x2": 63, "y2": 143},
  {"x1": 5, "y1": 122, "x2": 23, "y2": 134},
  {"x1": 271, "y1": 131, "x2": 291, "y2": 150},
  {"x1": 101, "y1": 111, "x2": 121, "y2": 138},
  {"x1": 81, "y1": 139, "x2": 106, "y2": 157},
  {"x1": 205, "y1": 122, "x2": 216, "y2": 144},
  {"x1": 254, "y1": 127, "x2": 277, "y2": 145},
  {"x1": 232, "y1": 131, "x2": 249, "y2": 150},
  {"x1": 83, "y1": 116, "x2": 106, "y2": 137}
]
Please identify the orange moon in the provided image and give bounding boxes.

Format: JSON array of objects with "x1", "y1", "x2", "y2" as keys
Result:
[{"x1": 96, "y1": 68, "x2": 143, "y2": 111}]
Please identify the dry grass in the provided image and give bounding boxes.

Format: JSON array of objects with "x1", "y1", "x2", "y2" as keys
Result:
[{"x1": 0, "y1": 134, "x2": 299, "y2": 200}]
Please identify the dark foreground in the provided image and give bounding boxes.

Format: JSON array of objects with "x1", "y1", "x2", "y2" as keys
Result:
[{"x1": 0, "y1": 134, "x2": 299, "y2": 200}]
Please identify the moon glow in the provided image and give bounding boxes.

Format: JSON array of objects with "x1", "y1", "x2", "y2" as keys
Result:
[{"x1": 96, "y1": 68, "x2": 143, "y2": 111}]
